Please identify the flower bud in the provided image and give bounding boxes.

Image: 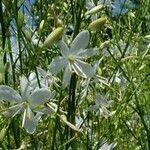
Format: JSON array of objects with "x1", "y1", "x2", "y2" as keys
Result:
[
  {"x1": 85, "y1": 4, "x2": 104, "y2": 16},
  {"x1": 39, "y1": 20, "x2": 45, "y2": 32},
  {"x1": 88, "y1": 18, "x2": 107, "y2": 31},
  {"x1": 42, "y1": 27, "x2": 64, "y2": 48}
]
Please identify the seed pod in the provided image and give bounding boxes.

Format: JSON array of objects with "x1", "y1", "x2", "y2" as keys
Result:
[
  {"x1": 88, "y1": 18, "x2": 107, "y2": 31},
  {"x1": 0, "y1": 128, "x2": 7, "y2": 142},
  {"x1": 85, "y1": 4, "x2": 104, "y2": 16},
  {"x1": 42, "y1": 27, "x2": 64, "y2": 48},
  {"x1": 39, "y1": 20, "x2": 45, "y2": 32},
  {"x1": 18, "y1": 12, "x2": 24, "y2": 27}
]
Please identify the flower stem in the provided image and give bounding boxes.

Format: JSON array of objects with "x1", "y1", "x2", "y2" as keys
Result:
[{"x1": 65, "y1": 73, "x2": 77, "y2": 149}]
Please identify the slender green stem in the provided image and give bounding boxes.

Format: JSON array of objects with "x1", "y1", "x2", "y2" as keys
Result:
[{"x1": 51, "y1": 75, "x2": 63, "y2": 149}]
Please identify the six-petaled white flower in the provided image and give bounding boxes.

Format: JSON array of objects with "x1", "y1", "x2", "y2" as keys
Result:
[
  {"x1": 0, "y1": 76, "x2": 51, "y2": 134},
  {"x1": 48, "y1": 30, "x2": 96, "y2": 87}
]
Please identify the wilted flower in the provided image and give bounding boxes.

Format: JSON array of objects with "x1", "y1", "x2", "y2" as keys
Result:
[
  {"x1": 0, "y1": 76, "x2": 52, "y2": 134},
  {"x1": 48, "y1": 30, "x2": 96, "y2": 87}
]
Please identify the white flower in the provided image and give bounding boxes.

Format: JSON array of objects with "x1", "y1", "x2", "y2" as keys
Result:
[
  {"x1": 80, "y1": 60, "x2": 110, "y2": 102},
  {"x1": 0, "y1": 76, "x2": 51, "y2": 134},
  {"x1": 48, "y1": 30, "x2": 96, "y2": 87},
  {"x1": 88, "y1": 94, "x2": 112, "y2": 118},
  {"x1": 29, "y1": 67, "x2": 60, "y2": 90}
]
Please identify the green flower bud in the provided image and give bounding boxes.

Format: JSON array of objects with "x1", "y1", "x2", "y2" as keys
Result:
[
  {"x1": 85, "y1": 4, "x2": 104, "y2": 16},
  {"x1": 39, "y1": 20, "x2": 45, "y2": 32},
  {"x1": 88, "y1": 18, "x2": 107, "y2": 31},
  {"x1": 42, "y1": 27, "x2": 64, "y2": 48}
]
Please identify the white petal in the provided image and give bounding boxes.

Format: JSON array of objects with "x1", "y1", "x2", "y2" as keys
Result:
[
  {"x1": 28, "y1": 88, "x2": 51, "y2": 107},
  {"x1": 76, "y1": 48, "x2": 96, "y2": 58},
  {"x1": 0, "y1": 85, "x2": 22, "y2": 103},
  {"x1": 100, "y1": 142, "x2": 116, "y2": 150},
  {"x1": 62, "y1": 65, "x2": 72, "y2": 88},
  {"x1": 22, "y1": 106, "x2": 36, "y2": 134},
  {"x1": 20, "y1": 76, "x2": 31, "y2": 100},
  {"x1": 76, "y1": 59, "x2": 95, "y2": 77},
  {"x1": 34, "y1": 112, "x2": 42, "y2": 122},
  {"x1": 71, "y1": 30, "x2": 90, "y2": 52},
  {"x1": 88, "y1": 105, "x2": 99, "y2": 112},
  {"x1": 28, "y1": 72, "x2": 36, "y2": 82},
  {"x1": 57, "y1": 40, "x2": 70, "y2": 58},
  {"x1": 29, "y1": 79, "x2": 39, "y2": 90},
  {"x1": 37, "y1": 67, "x2": 47, "y2": 78},
  {"x1": 37, "y1": 67, "x2": 48, "y2": 87},
  {"x1": 80, "y1": 78, "x2": 91, "y2": 102},
  {"x1": 72, "y1": 63, "x2": 86, "y2": 77},
  {"x1": 39, "y1": 107, "x2": 54, "y2": 114},
  {"x1": 2, "y1": 103, "x2": 23, "y2": 117},
  {"x1": 73, "y1": 60, "x2": 95, "y2": 78},
  {"x1": 48, "y1": 56, "x2": 67, "y2": 74}
]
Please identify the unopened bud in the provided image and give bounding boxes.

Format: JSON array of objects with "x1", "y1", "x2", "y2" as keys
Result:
[
  {"x1": 39, "y1": 20, "x2": 45, "y2": 32},
  {"x1": 88, "y1": 18, "x2": 107, "y2": 31},
  {"x1": 85, "y1": 4, "x2": 104, "y2": 16},
  {"x1": 42, "y1": 27, "x2": 64, "y2": 48}
]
